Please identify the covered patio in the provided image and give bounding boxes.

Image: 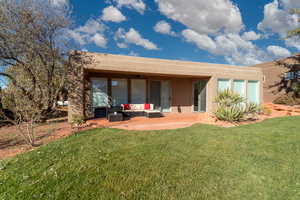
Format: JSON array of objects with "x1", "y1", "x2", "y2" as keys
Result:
[{"x1": 86, "y1": 112, "x2": 225, "y2": 130}]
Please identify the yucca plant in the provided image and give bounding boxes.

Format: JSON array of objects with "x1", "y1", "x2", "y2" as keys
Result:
[{"x1": 214, "y1": 89, "x2": 260, "y2": 122}]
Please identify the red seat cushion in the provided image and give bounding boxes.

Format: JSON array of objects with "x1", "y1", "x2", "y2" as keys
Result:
[
  {"x1": 144, "y1": 104, "x2": 150, "y2": 110},
  {"x1": 123, "y1": 104, "x2": 130, "y2": 110}
]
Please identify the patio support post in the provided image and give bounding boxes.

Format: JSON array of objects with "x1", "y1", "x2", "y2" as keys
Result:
[{"x1": 68, "y1": 51, "x2": 87, "y2": 123}]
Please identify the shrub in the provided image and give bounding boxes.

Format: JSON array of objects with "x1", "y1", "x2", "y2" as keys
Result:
[
  {"x1": 71, "y1": 115, "x2": 85, "y2": 128},
  {"x1": 214, "y1": 89, "x2": 260, "y2": 122},
  {"x1": 260, "y1": 105, "x2": 272, "y2": 116},
  {"x1": 273, "y1": 94, "x2": 297, "y2": 105}
]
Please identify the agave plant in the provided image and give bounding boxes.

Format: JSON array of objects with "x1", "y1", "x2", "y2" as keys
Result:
[{"x1": 214, "y1": 89, "x2": 260, "y2": 122}]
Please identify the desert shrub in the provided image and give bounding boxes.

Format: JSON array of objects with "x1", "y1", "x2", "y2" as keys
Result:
[
  {"x1": 260, "y1": 105, "x2": 272, "y2": 116},
  {"x1": 214, "y1": 89, "x2": 260, "y2": 122},
  {"x1": 273, "y1": 94, "x2": 297, "y2": 105},
  {"x1": 71, "y1": 115, "x2": 85, "y2": 127}
]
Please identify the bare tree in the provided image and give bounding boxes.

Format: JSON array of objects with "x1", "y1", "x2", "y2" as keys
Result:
[{"x1": 0, "y1": 0, "x2": 72, "y2": 146}]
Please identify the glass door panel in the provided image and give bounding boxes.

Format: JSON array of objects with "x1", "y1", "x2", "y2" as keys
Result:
[
  {"x1": 91, "y1": 78, "x2": 108, "y2": 107},
  {"x1": 194, "y1": 80, "x2": 207, "y2": 112},
  {"x1": 161, "y1": 80, "x2": 171, "y2": 112},
  {"x1": 131, "y1": 79, "x2": 146, "y2": 104},
  {"x1": 111, "y1": 79, "x2": 128, "y2": 106},
  {"x1": 150, "y1": 81, "x2": 161, "y2": 110}
]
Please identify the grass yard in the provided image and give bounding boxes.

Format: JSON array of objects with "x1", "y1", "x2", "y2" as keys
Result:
[{"x1": 1, "y1": 116, "x2": 300, "y2": 200}]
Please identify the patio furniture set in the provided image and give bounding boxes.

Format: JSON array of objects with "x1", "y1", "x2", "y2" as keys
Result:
[{"x1": 106, "y1": 104, "x2": 162, "y2": 122}]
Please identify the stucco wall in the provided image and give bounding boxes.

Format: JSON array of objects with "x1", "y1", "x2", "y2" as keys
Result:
[
  {"x1": 254, "y1": 61, "x2": 289, "y2": 103},
  {"x1": 171, "y1": 78, "x2": 193, "y2": 112}
]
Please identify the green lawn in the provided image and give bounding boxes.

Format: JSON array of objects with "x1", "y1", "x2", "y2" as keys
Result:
[{"x1": 1, "y1": 117, "x2": 300, "y2": 200}]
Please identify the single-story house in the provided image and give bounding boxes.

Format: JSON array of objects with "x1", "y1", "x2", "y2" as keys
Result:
[{"x1": 68, "y1": 51, "x2": 264, "y2": 122}]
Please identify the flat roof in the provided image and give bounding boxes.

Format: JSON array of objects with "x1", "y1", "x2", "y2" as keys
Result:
[{"x1": 73, "y1": 51, "x2": 262, "y2": 79}]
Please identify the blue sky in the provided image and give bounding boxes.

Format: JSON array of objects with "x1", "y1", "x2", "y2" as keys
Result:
[{"x1": 59, "y1": 0, "x2": 300, "y2": 66}]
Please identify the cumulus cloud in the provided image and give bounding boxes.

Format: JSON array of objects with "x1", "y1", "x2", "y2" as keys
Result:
[
  {"x1": 181, "y1": 28, "x2": 292, "y2": 65},
  {"x1": 67, "y1": 19, "x2": 107, "y2": 48},
  {"x1": 91, "y1": 33, "x2": 107, "y2": 48},
  {"x1": 154, "y1": 20, "x2": 176, "y2": 36},
  {"x1": 114, "y1": 0, "x2": 146, "y2": 14},
  {"x1": 182, "y1": 29, "x2": 216, "y2": 53},
  {"x1": 77, "y1": 19, "x2": 106, "y2": 34},
  {"x1": 50, "y1": 0, "x2": 68, "y2": 6},
  {"x1": 267, "y1": 45, "x2": 291, "y2": 57},
  {"x1": 285, "y1": 37, "x2": 300, "y2": 50},
  {"x1": 114, "y1": 28, "x2": 159, "y2": 50},
  {"x1": 67, "y1": 30, "x2": 87, "y2": 46},
  {"x1": 280, "y1": 0, "x2": 300, "y2": 9},
  {"x1": 101, "y1": 6, "x2": 126, "y2": 22},
  {"x1": 154, "y1": 0, "x2": 244, "y2": 35},
  {"x1": 116, "y1": 42, "x2": 128, "y2": 48},
  {"x1": 241, "y1": 31, "x2": 261, "y2": 41},
  {"x1": 258, "y1": 0, "x2": 299, "y2": 37}
]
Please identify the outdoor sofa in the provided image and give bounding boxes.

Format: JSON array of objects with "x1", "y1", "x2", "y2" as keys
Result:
[{"x1": 121, "y1": 104, "x2": 162, "y2": 118}]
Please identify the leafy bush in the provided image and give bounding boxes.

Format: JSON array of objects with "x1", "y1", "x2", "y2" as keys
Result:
[
  {"x1": 214, "y1": 89, "x2": 260, "y2": 122},
  {"x1": 71, "y1": 115, "x2": 85, "y2": 127}
]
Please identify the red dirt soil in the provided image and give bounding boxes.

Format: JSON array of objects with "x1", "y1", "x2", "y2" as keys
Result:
[{"x1": 1, "y1": 103, "x2": 299, "y2": 160}]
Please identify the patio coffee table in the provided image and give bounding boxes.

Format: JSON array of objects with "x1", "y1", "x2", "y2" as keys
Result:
[{"x1": 108, "y1": 113, "x2": 123, "y2": 122}]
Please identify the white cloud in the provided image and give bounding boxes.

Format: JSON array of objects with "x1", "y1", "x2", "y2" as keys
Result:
[
  {"x1": 67, "y1": 30, "x2": 87, "y2": 46},
  {"x1": 285, "y1": 37, "x2": 300, "y2": 50},
  {"x1": 116, "y1": 42, "x2": 128, "y2": 48},
  {"x1": 114, "y1": 0, "x2": 146, "y2": 14},
  {"x1": 258, "y1": 0, "x2": 299, "y2": 37},
  {"x1": 77, "y1": 19, "x2": 106, "y2": 34},
  {"x1": 115, "y1": 28, "x2": 159, "y2": 50},
  {"x1": 181, "y1": 28, "x2": 292, "y2": 66},
  {"x1": 182, "y1": 29, "x2": 216, "y2": 53},
  {"x1": 50, "y1": 0, "x2": 68, "y2": 6},
  {"x1": 101, "y1": 6, "x2": 126, "y2": 22},
  {"x1": 281, "y1": 0, "x2": 300, "y2": 9},
  {"x1": 267, "y1": 45, "x2": 291, "y2": 57},
  {"x1": 154, "y1": 20, "x2": 176, "y2": 36},
  {"x1": 67, "y1": 19, "x2": 107, "y2": 48},
  {"x1": 91, "y1": 33, "x2": 107, "y2": 48},
  {"x1": 154, "y1": 0, "x2": 244, "y2": 35},
  {"x1": 242, "y1": 31, "x2": 261, "y2": 41}
]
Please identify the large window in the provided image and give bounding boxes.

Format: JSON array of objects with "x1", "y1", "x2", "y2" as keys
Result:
[
  {"x1": 233, "y1": 80, "x2": 245, "y2": 97},
  {"x1": 91, "y1": 78, "x2": 108, "y2": 107},
  {"x1": 247, "y1": 80, "x2": 259, "y2": 104},
  {"x1": 131, "y1": 79, "x2": 146, "y2": 104},
  {"x1": 218, "y1": 79, "x2": 231, "y2": 92},
  {"x1": 285, "y1": 71, "x2": 300, "y2": 80},
  {"x1": 111, "y1": 78, "x2": 128, "y2": 106}
]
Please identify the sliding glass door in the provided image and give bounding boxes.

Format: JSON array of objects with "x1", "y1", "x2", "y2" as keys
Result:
[
  {"x1": 131, "y1": 79, "x2": 146, "y2": 104},
  {"x1": 149, "y1": 80, "x2": 171, "y2": 112},
  {"x1": 91, "y1": 78, "x2": 108, "y2": 109},
  {"x1": 111, "y1": 79, "x2": 128, "y2": 106},
  {"x1": 161, "y1": 80, "x2": 171, "y2": 112},
  {"x1": 150, "y1": 81, "x2": 161, "y2": 110},
  {"x1": 194, "y1": 80, "x2": 207, "y2": 112}
]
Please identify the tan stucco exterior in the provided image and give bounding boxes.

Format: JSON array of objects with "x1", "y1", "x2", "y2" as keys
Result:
[{"x1": 68, "y1": 51, "x2": 264, "y2": 122}]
